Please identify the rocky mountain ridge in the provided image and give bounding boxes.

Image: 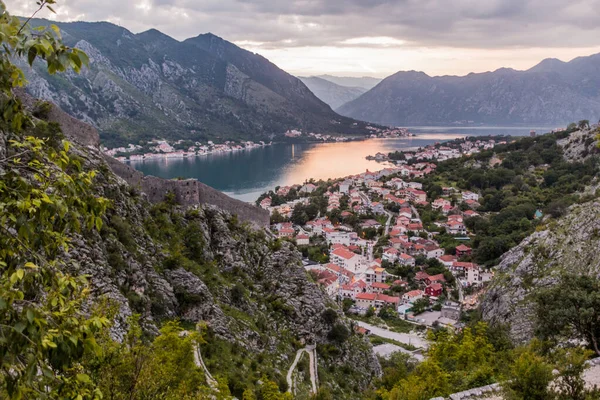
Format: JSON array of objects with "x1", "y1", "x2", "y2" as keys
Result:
[
  {"x1": 338, "y1": 53, "x2": 600, "y2": 126},
  {"x1": 22, "y1": 19, "x2": 373, "y2": 147}
]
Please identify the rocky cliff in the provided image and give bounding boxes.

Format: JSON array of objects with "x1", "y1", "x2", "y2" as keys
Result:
[
  {"x1": 338, "y1": 53, "x2": 600, "y2": 126},
  {"x1": 21, "y1": 20, "x2": 372, "y2": 147},
  {"x1": 481, "y1": 128, "x2": 600, "y2": 342},
  {"x1": 7, "y1": 97, "x2": 380, "y2": 398}
]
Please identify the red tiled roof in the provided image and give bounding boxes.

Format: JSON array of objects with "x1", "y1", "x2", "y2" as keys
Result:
[
  {"x1": 332, "y1": 247, "x2": 358, "y2": 260},
  {"x1": 371, "y1": 282, "x2": 391, "y2": 289}
]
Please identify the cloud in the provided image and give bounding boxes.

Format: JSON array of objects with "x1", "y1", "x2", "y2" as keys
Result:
[{"x1": 8, "y1": 0, "x2": 600, "y2": 77}]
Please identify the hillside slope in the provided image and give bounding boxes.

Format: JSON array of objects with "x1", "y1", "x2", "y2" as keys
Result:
[
  {"x1": 3, "y1": 96, "x2": 380, "y2": 398},
  {"x1": 21, "y1": 20, "x2": 371, "y2": 147},
  {"x1": 481, "y1": 128, "x2": 600, "y2": 342},
  {"x1": 338, "y1": 54, "x2": 600, "y2": 126}
]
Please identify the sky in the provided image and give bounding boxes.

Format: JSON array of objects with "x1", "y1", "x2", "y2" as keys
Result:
[{"x1": 9, "y1": 0, "x2": 600, "y2": 78}]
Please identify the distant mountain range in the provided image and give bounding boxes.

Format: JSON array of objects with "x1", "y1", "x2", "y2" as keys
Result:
[
  {"x1": 338, "y1": 54, "x2": 600, "y2": 126},
  {"x1": 316, "y1": 75, "x2": 382, "y2": 91},
  {"x1": 22, "y1": 20, "x2": 372, "y2": 147},
  {"x1": 299, "y1": 76, "x2": 368, "y2": 109}
]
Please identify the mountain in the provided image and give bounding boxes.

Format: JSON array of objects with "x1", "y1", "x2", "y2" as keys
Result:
[
  {"x1": 299, "y1": 76, "x2": 368, "y2": 109},
  {"x1": 316, "y1": 75, "x2": 382, "y2": 91},
  {"x1": 21, "y1": 20, "x2": 372, "y2": 147},
  {"x1": 7, "y1": 91, "x2": 381, "y2": 398},
  {"x1": 338, "y1": 54, "x2": 600, "y2": 126}
]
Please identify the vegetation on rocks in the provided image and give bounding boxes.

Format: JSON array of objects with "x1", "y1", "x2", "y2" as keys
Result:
[{"x1": 0, "y1": 2, "x2": 380, "y2": 398}]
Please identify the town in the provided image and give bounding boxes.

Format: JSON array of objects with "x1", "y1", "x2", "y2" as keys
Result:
[
  {"x1": 103, "y1": 139, "x2": 271, "y2": 162},
  {"x1": 257, "y1": 136, "x2": 510, "y2": 352}
]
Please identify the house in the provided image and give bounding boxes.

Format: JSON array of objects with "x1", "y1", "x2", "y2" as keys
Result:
[
  {"x1": 398, "y1": 208, "x2": 412, "y2": 219},
  {"x1": 365, "y1": 265, "x2": 390, "y2": 284},
  {"x1": 398, "y1": 253, "x2": 416, "y2": 267},
  {"x1": 432, "y1": 198, "x2": 451, "y2": 210},
  {"x1": 340, "y1": 280, "x2": 367, "y2": 299},
  {"x1": 382, "y1": 247, "x2": 399, "y2": 262},
  {"x1": 260, "y1": 197, "x2": 272, "y2": 209},
  {"x1": 296, "y1": 234, "x2": 310, "y2": 246},
  {"x1": 300, "y1": 183, "x2": 317, "y2": 194},
  {"x1": 278, "y1": 227, "x2": 295, "y2": 238},
  {"x1": 402, "y1": 290, "x2": 424, "y2": 304},
  {"x1": 451, "y1": 261, "x2": 478, "y2": 274},
  {"x1": 463, "y1": 210, "x2": 480, "y2": 218},
  {"x1": 415, "y1": 271, "x2": 430, "y2": 281},
  {"x1": 456, "y1": 244, "x2": 472, "y2": 257},
  {"x1": 370, "y1": 202, "x2": 386, "y2": 215},
  {"x1": 426, "y1": 274, "x2": 446, "y2": 285},
  {"x1": 330, "y1": 247, "x2": 365, "y2": 273},
  {"x1": 407, "y1": 223, "x2": 424, "y2": 233},
  {"x1": 461, "y1": 191, "x2": 479, "y2": 202},
  {"x1": 369, "y1": 282, "x2": 391, "y2": 294},
  {"x1": 425, "y1": 283, "x2": 443, "y2": 297},
  {"x1": 407, "y1": 188, "x2": 427, "y2": 202},
  {"x1": 467, "y1": 266, "x2": 493, "y2": 285},
  {"x1": 438, "y1": 254, "x2": 457, "y2": 268},
  {"x1": 425, "y1": 245, "x2": 444, "y2": 259},
  {"x1": 360, "y1": 219, "x2": 382, "y2": 229},
  {"x1": 355, "y1": 293, "x2": 400, "y2": 309},
  {"x1": 464, "y1": 199, "x2": 480, "y2": 209},
  {"x1": 314, "y1": 270, "x2": 339, "y2": 297},
  {"x1": 446, "y1": 220, "x2": 467, "y2": 235},
  {"x1": 324, "y1": 263, "x2": 355, "y2": 284}
]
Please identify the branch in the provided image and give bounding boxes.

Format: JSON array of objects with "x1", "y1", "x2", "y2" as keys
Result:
[{"x1": 17, "y1": 0, "x2": 49, "y2": 36}]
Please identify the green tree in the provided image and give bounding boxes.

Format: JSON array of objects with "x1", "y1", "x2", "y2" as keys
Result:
[
  {"x1": 502, "y1": 346, "x2": 553, "y2": 400},
  {"x1": 553, "y1": 347, "x2": 597, "y2": 400},
  {"x1": 0, "y1": 3, "x2": 111, "y2": 398},
  {"x1": 535, "y1": 274, "x2": 600, "y2": 356}
]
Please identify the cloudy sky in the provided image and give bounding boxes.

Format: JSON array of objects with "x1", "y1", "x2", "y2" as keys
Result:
[{"x1": 10, "y1": 0, "x2": 600, "y2": 77}]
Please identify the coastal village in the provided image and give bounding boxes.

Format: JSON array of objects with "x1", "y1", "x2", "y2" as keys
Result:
[
  {"x1": 258, "y1": 136, "x2": 508, "y2": 350},
  {"x1": 104, "y1": 139, "x2": 271, "y2": 162},
  {"x1": 102, "y1": 125, "x2": 411, "y2": 162}
]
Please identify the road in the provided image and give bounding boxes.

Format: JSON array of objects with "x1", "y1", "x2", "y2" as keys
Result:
[
  {"x1": 384, "y1": 210, "x2": 393, "y2": 236},
  {"x1": 193, "y1": 343, "x2": 218, "y2": 391},
  {"x1": 286, "y1": 345, "x2": 318, "y2": 395},
  {"x1": 356, "y1": 321, "x2": 429, "y2": 349}
]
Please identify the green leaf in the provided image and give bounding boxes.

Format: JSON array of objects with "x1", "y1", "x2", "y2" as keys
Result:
[
  {"x1": 16, "y1": 269, "x2": 24, "y2": 280},
  {"x1": 76, "y1": 373, "x2": 91, "y2": 383},
  {"x1": 14, "y1": 321, "x2": 26, "y2": 333},
  {"x1": 27, "y1": 47, "x2": 37, "y2": 66},
  {"x1": 26, "y1": 309, "x2": 34, "y2": 323},
  {"x1": 95, "y1": 216, "x2": 102, "y2": 231}
]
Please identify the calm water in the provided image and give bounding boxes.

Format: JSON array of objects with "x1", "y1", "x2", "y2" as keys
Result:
[{"x1": 131, "y1": 127, "x2": 549, "y2": 202}]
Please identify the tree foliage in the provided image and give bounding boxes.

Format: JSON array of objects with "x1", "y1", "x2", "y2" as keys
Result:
[
  {"x1": 0, "y1": 3, "x2": 113, "y2": 398},
  {"x1": 535, "y1": 274, "x2": 600, "y2": 356}
]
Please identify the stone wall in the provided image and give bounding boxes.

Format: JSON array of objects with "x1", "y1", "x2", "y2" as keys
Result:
[{"x1": 104, "y1": 156, "x2": 270, "y2": 227}]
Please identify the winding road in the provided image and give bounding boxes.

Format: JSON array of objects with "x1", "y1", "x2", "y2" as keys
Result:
[{"x1": 286, "y1": 345, "x2": 318, "y2": 395}]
